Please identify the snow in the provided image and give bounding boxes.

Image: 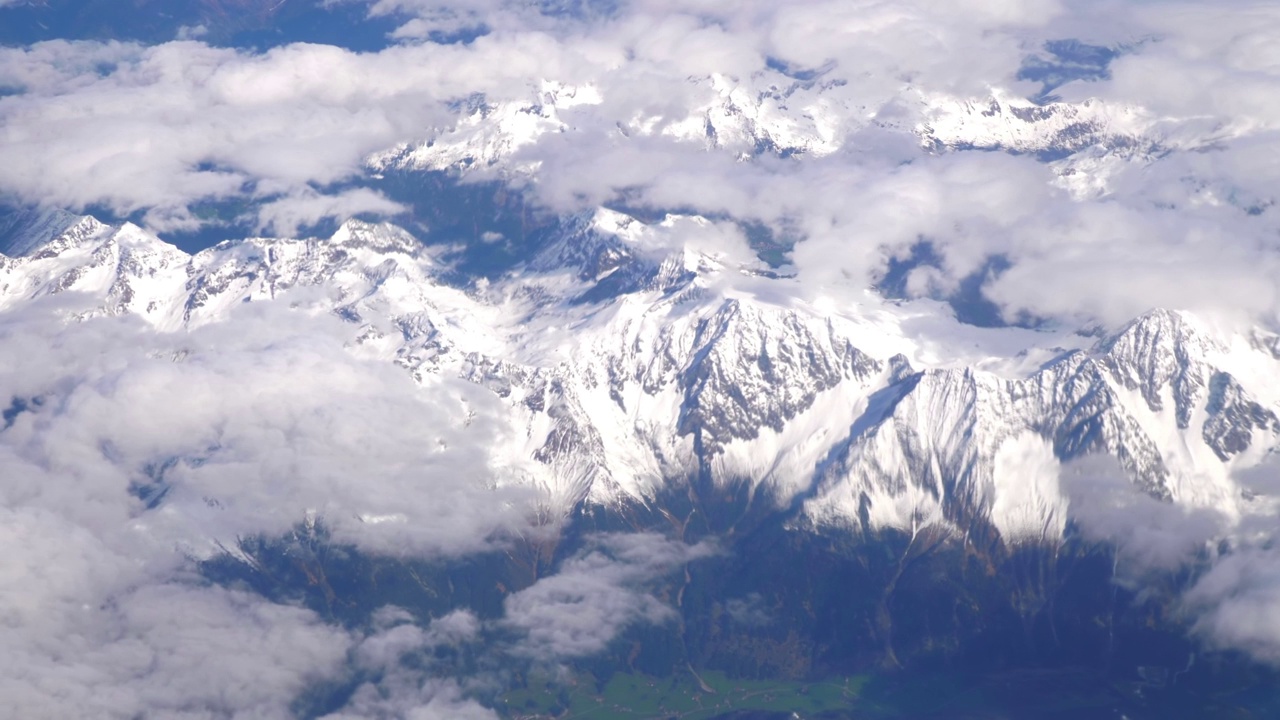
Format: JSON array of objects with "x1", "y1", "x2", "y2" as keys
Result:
[{"x1": 2, "y1": 205, "x2": 1277, "y2": 546}]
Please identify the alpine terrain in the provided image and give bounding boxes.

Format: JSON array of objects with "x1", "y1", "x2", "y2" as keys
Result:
[{"x1": 3, "y1": 11, "x2": 1280, "y2": 717}]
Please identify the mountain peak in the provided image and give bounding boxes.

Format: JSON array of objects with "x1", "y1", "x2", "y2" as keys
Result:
[
  {"x1": 328, "y1": 220, "x2": 421, "y2": 256},
  {"x1": 1098, "y1": 307, "x2": 1215, "y2": 365},
  {"x1": 26, "y1": 215, "x2": 114, "y2": 260},
  {"x1": 0, "y1": 207, "x2": 99, "y2": 258},
  {"x1": 1091, "y1": 308, "x2": 1218, "y2": 427},
  {"x1": 0, "y1": 213, "x2": 1273, "y2": 546}
]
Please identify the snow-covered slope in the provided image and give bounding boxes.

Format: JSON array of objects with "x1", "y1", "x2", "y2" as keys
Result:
[
  {"x1": 0, "y1": 216, "x2": 189, "y2": 321},
  {"x1": 805, "y1": 309, "x2": 1279, "y2": 542},
  {"x1": 915, "y1": 92, "x2": 1158, "y2": 158},
  {"x1": 2, "y1": 212, "x2": 1276, "y2": 546}
]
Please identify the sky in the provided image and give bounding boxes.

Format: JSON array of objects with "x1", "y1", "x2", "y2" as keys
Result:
[{"x1": 3, "y1": 0, "x2": 1280, "y2": 717}]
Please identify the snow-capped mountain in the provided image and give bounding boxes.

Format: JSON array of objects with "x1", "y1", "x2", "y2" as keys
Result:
[
  {"x1": 805, "y1": 309, "x2": 1279, "y2": 543},
  {"x1": 916, "y1": 93, "x2": 1158, "y2": 158},
  {"x1": 368, "y1": 69, "x2": 1203, "y2": 180},
  {"x1": 2, "y1": 207, "x2": 1276, "y2": 547}
]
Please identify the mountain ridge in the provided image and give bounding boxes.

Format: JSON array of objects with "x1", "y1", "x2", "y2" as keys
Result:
[{"x1": 1, "y1": 210, "x2": 1274, "y2": 551}]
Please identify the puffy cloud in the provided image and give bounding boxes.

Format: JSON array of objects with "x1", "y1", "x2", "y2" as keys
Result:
[
  {"x1": 1059, "y1": 456, "x2": 1280, "y2": 666},
  {"x1": 0, "y1": 295, "x2": 544, "y2": 716},
  {"x1": 1184, "y1": 545, "x2": 1280, "y2": 663},
  {"x1": 724, "y1": 592, "x2": 771, "y2": 627},
  {"x1": 0, "y1": 496, "x2": 353, "y2": 718},
  {"x1": 8, "y1": 0, "x2": 1272, "y2": 334},
  {"x1": 503, "y1": 533, "x2": 717, "y2": 661},
  {"x1": 8, "y1": 0, "x2": 1280, "y2": 696},
  {"x1": 326, "y1": 680, "x2": 500, "y2": 720},
  {"x1": 0, "y1": 0, "x2": 1064, "y2": 234},
  {"x1": 0, "y1": 34, "x2": 593, "y2": 231},
  {"x1": 0, "y1": 296, "x2": 540, "y2": 556},
  {"x1": 1060, "y1": 456, "x2": 1227, "y2": 571},
  {"x1": 324, "y1": 609, "x2": 497, "y2": 720},
  {"x1": 255, "y1": 187, "x2": 408, "y2": 235}
]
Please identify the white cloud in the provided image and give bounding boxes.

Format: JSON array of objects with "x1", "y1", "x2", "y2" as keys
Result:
[
  {"x1": 7, "y1": 0, "x2": 1280, "y2": 691},
  {"x1": 0, "y1": 504, "x2": 353, "y2": 718},
  {"x1": 724, "y1": 592, "x2": 771, "y2": 627},
  {"x1": 324, "y1": 609, "x2": 497, "y2": 720},
  {"x1": 255, "y1": 187, "x2": 408, "y2": 236},
  {"x1": 0, "y1": 297, "x2": 540, "y2": 557},
  {"x1": 0, "y1": 0, "x2": 1066, "y2": 236},
  {"x1": 0, "y1": 296, "x2": 545, "y2": 716},
  {"x1": 0, "y1": 35, "x2": 594, "y2": 231},
  {"x1": 1185, "y1": 545, "x2": 1280, "y2": 663},
  {"x1": 502, "y1": 533, "x2": 716, "y2": 661},
  {"x1": 6, "y1": 0, "x2": 1271, "y2": 334},
  {"x1": 326, "y1": 680, "x2": 500, "y2": 720},
  {"x1": 1060, "y1": 456, "x2": 1227, "y2": 571}
]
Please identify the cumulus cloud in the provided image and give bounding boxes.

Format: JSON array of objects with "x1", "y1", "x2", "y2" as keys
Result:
[
  {"x1": 310, "y1": 533, "x2": 715, "y2": 716},
  {"x1": 0, "y1": 579, "x2": 353, "y2": 719},
  {"x1": 0, "y1": 296, "x2": 540, "y2": 556},
  {"x1": 1060, "y1": 456, "x2": 1227, "y2": 571},
  {"x1": 325, "y1": 609, "x2": 498, "y2": 720},
  {"x1": 0, "y1": 35, "x2": 592, "y2": 231},
  {"x1": 329, "y1": 681, "x2": 500, "y2": 720},
  {"x1": 0, "y1": 469, "x2": 353, "y2": 717},
  {"x1": 255, "y1": 186, "x2": 408, "y2": 236},
  {"x1": 0, "y1": 295, "x2": 544, "y2": 716},
  {"x1": 724, "y1": 592, "x2": 772, "y2": 627},
  {"x1": 7, "y1": 0, "x2": 1280, "y2": 701},
  {"x1": 4, "y1": 0, "x2": 1277, "y2": 330},
  {"x1": 503, "y1": 533, "x2": 717, "y2": 661},
  {"x1": 1058, "y1": 456, "x2": 1280, "y2": 665},
  {"x1": 1184, "y1": 544, "x2": 1280, "y2": 664}
]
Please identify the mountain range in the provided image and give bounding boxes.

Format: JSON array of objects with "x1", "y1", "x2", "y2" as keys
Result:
[
  {"x1": 4, "y1": 51, "x2": 1278, "y2": 714},
  {"x1": 3, "y1": 199, "x2": 1275, "y2": 550}
]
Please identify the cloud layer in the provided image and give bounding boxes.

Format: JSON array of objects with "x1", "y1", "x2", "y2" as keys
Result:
[
  {"x1": 5, "y1": 0, "x2": 1280, "y2": 714},
  {"x1": 0, "y1": 294, "x2": 713, "y2": 715},
  {"x1": 0, "y1": 296, "x2": 545, "y2": 717},
  {"x1": 3, "y1": 1, "x2": 1279, "y2": 328}
]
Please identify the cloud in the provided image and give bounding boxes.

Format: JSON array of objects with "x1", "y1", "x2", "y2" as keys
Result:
[
  {"x1": 724, "y1": 592, "x2": 772, "y2": 627},
  {"x1": 0, "y1": 509, "x2": 353, "y2": 718},
  {"x1": 1060, "y1": 456, "x2": 1227, "y2": 571},
  {"x1": 255, "y1": 187, "x2": 408, "y2": 235},
  {"x1": 327, "y1": 679, "x2": 500, "y2": 720},
  {"x1": 1058, "y1": 456, "x2": 1280, "y2": 665},
  {"x1": 311, "y1": 533, "x2": 716, "y2": 715},
  {"x1": 0, "y1": 1, "x2": 1061, "y2": 227},
  {"x1": 4, "y1": 0, "x2": 1276, "y2": 331},
  {"x1": 324, "y1": 609, "x2": 498, "y2": 720},
  {"x1": 503, "y1": 532, "x2": 717, "y2": 661},
  {"x1": 0, "y1": 35, "x2": 592, "y2": 231},
  {"x1": 1, "y1": 296, "x2": 541, "y2": 556},
  {"x1": 0, "y1": 295, "x2": 545, "y2": 716},
  {"x1": 1184, "y1": 544, "x2": 1280, "y2": 664},
  {"x1": 7, "y1": 0, "x2": 1280, "y2": 697}
]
